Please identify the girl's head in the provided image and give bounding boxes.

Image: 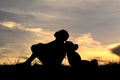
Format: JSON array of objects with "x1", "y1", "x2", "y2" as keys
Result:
[{"x1": 54, "y1": 29, "x2": 69, "y2": 42}]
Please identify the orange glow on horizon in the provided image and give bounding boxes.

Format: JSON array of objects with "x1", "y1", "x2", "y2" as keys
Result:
[
  {"x1": 0, "y1": 22, "x2": 120, "y2": 65},
  {"x1": 73, "y1": 33, "x2": 120, "y2": 65}
]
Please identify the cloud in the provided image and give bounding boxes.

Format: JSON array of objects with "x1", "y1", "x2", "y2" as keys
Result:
[
  {"x1": 0, "y1": 0, "x2": 102, "y2": 12},
  {"x1": 0, "y1": 21, "x2": 22, "y2": 28},
  {"x1": 110, "y1": 44, "x2": 120, "y2": 56},
  {"x1": 0, "y1": 21, "x2": 44, "y2": 33},
  {"x1": 0, "y1": 0, "x2": 120, "y2": 39},
  {"x1": 0, "y1": 10, "x2": 39, "y2": 26},
  {"x1": 0, "y1": 21, "x2": 54, "y2": 58},
  {"x1": 44, "y1": 0, "x2": 102, "y2": 9},
  {"x1": 25, "y1": 28, "x2": 42, "y2": 33},
  {"x1": 73, "y1": 33, "x2": 119, "y2": 65},
  {"x1": 0, "y1": 21, "x2": 54, "y2": 34}
]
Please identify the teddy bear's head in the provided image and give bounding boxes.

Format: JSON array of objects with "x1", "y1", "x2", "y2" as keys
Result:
[{"x1": 65, "y1": 41, "x2": 78, "y2": 52}]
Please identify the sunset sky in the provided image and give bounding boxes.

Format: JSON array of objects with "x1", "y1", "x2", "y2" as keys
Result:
[{"x1": 0, "y1": 0, "x2": 120, "y2": 65}]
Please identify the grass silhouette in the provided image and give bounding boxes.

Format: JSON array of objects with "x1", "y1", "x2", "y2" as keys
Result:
[{"x1": 0, "y1": 61, "x2": 119, "y2": 80}]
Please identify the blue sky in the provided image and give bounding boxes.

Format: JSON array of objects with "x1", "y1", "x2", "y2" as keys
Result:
[{"x1": 0, "y1": 0, "x2": 120, "y2": 65}]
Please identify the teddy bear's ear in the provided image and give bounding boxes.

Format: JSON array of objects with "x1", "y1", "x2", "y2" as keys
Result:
[{"x1": 74, "y1": 44, "x2": 78, "y2": 50}]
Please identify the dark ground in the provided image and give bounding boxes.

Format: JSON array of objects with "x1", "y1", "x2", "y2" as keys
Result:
[{"x1": 0, "y1": 63, "x2": 120, "y2": 80}]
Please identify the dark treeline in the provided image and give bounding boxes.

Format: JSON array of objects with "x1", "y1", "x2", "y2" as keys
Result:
[{"x1": 0, "y1": 63, "x2": 119, "y2": 80}]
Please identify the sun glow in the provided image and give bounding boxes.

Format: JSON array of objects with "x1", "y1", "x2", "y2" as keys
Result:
[{"x1": 73, "y1": 33, "x2": 120, "y2": 65}]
